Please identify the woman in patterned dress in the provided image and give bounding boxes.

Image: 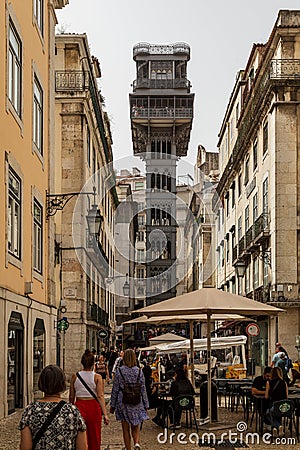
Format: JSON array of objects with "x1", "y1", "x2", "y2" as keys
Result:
[
  {"x1": 19, "y1": 365, "x2": 87, "y2": 450},
  {"x1": 110, "y1": 348, "x2": 149, "y2": 450}
]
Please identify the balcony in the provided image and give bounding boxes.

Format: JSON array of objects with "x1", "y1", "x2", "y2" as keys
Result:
[
  {"x1": 253, "y1": 213, "x2": 270, "y2": 243},
  {"x1": 131, "y1": 107, "x2": 193, "y2": 119},
  {"x1": 132, "y1": 78, "x2": 191, "y2": 91},
  {"x1": 87, "y1": 303, "x2": 108, "y2": 326},
  {"x1": 55, "y1": 71, "x2": 89, "y2": 91},
  {"x1": 133, "y1": 42, "x2": 190, "y2": 59}
]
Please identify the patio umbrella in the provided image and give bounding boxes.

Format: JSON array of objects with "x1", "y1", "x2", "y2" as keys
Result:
[
  {"x1": 123, "y1": 313, "x2": 252, "y2": 386},
  {"x1": 139, "y1": 287, "x2": 285, "y2": 424}
]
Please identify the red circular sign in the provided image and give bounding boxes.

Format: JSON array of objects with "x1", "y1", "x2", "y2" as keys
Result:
[{"x1": 246, "y1": 323, "x2": 260, "y2": 337}]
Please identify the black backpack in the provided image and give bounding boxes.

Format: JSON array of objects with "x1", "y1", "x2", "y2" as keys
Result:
[{"x1": 119, "y1": 368, "x2": 141, "y2": 405}]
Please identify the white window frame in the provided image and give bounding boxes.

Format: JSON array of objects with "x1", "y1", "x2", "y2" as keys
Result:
[
  {"x1": 33, "y1": 199, "x2": 43, "y2": 273},
  {"x1": 34, "y1": 0, "x2": 43, "y2": 35},
  {"x1": 33, "y1": 76, "x2": 43, "y2": 154},
  {"x1": 8, "y1": 167, "x2": 21, "y2": 259},
  {"x1": 8, "y1": 20, "x2": 22, "y2": 116}
]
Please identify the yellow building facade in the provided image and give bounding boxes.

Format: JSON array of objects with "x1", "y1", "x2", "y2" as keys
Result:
[{"x1": 0, "y1": 0, "x2": 68, "y2": 417}]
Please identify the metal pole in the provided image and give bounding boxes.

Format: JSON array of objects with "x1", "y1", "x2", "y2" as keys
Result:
[
  {"x1": 189, "y1": 320, "x2": 195, "y2": 388},
  {"x1": 207, "y1": 313, "x2": 212, "y2": 423}
]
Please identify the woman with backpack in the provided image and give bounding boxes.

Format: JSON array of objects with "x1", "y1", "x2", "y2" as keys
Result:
[{"x1": 110, "y1": 348, "x2": 149, "y2": 450}]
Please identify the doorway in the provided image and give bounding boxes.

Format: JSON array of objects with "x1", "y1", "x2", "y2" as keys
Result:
[{"x1": 8, "y1": 312, "x2": 24, "y2": 414}]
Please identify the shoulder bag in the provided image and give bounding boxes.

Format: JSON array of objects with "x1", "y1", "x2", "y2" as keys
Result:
[
  {"x1": 32, "y1": 400, "x2": 66, "y2": 449},
  {"x1": 76, "y1": 371, "x2": 98, "y2": 402}
]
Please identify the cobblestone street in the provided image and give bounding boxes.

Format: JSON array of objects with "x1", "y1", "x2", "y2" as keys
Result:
[{"x1": 1, "y1": 385, "x2": 299, "y2": 449}]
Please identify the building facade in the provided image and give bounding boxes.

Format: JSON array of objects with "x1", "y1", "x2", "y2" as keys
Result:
[
  {"x1": 215, "y1": 10, "x2": 300, "y2": 368},
  {"x1": 129, "y1": 42, "x2": 194, "y2": 305},
  {"x1": 54, "y1": 34, "x2": 117, "y2": 376},
  {"x1": 0, "y1": 0, "x2": 69, "y2": 417}
]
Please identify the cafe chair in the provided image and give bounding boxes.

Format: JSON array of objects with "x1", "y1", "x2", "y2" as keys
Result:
[
  {"x1": 271, "y1": 399, "x2": 297, "y2": 439},
  {"x1": 167, "y1": 395, "x2": 199, "y2": 433},
  {"x1": 216, "y1": 379, "x2": 228, "y2": 408}
]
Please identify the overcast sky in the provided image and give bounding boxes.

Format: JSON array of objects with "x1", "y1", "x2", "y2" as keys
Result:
[{"x1": 56, "y1": 1, "x2": 300, "y2": 175}]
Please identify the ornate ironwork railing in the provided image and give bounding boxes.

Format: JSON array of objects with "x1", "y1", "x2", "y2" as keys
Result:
[
  {"x1": 131, "y1": 107, "x2": 193, "y2": 119},
  {"x1": 55, "y1": 71, "x2": 89, "y2": 91},
  {"x1": 239, "y1": 236, "x2": 245, "y2": 254},
  {"x1": 133, "y1": 42, "x2": 190, "y2": 58},
  {"x1": 133, "y1": 78, "x2": 191, "y2": 90},
  {"x1": 253, "y1": 213, "x2": 269, "y2": 240},
  {"x1": 270, "y1": 59, "x2": 300, "y2": 79},
  {"x1": 245, "y1": 225, "x2": 253, "y2": 247}
]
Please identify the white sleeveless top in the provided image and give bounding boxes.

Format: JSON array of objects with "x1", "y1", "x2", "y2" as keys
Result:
[{"x1": 75, "y1": 371, "x2": 97, "y2": 397}]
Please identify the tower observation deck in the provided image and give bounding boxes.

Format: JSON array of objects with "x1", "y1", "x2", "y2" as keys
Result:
[{"x1": 129, "y1": 42, "x2": 194, "y2": 305}]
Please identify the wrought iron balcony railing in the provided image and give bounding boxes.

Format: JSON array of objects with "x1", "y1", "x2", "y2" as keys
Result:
[
  {"x1": 253, "y1": 213, "x2": 269, "y2": 241},
  {"x1": 55, "y1": 71, "x2": 89, "y2": 91},
  {"x1": 133, "y1": 42, "x2": 190, "y2": 58},
  {"x1": 133, "y1": 78, "x2": 191, "y2": 90},
  {"x1": 131, "y1": 107, "x2": 193, "y2": 119}
]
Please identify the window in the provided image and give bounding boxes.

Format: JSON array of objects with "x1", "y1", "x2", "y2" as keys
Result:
[
  {"x1": 263, "y1": 178, "x2": 268, "y2": 214},
  {"x1": 87, "y1": 126, "x2": 91, "y2": 167},
  {"x1": 137, "y1": 231, "x2": 144, "y2": 242},
  {"x1": 245, "y1": 205, "x2": 249, "y2": 231},
  {"x1": 245, "y1": 264, "x2": 250, "y2": 294},
  {"x1": 138, "y1": 215, "x2": 145, "y2": 226},
  {"x1": 8, "y1": 21, "x2": 22, "y2": 116},
  {"x1": 137, "y1": 268, "x2": 144, "y2": 278},
  {"x1": 253, "y1": 193, "x2": 258, "y2": 222},
  {"x1": 8, "y1": 168, "x2": 21, "y2": 259},
  {"x1": 33, "y1": 319, "x2": 45, "y2": 392},
  {"x1": 238, "y1": 216, "x2": 242, "y2": 240},
  {"x1": 244, "y1": 156, "x2": 249, "y2": 185},
  {"x1": 137, "y1": 249, "x2": 144, "y2": 262},
  {"x1": 238, "y1": 173, "x2": 242, "y2": 197},
  {"x1": 33, "y1": 77, "x2": 43, "y2": 154},
  {"x1": 235, "y1": 103, "x2": 240, "y2": 126},
  {"x1": 263, "y1": 121, "x2": 268, "y2": 155},
  {"x1": 34, "y1": 0, "x2": 43, "y2": 34},
  {"x1": 33, "y1": 199, "x2": 42, "y2": 273},
  {"x1": 135, "y1": 181, "x2": 144, "y2": 191},
  {"x1": 253, "y1": 139, "x2": 258, "y2": 170},
  {"x1": 231, "y1": 182, "x2": 235, "y2": 208},
  {"x1": 253, "y1": 257, "x2": 259, "y2": 290}
]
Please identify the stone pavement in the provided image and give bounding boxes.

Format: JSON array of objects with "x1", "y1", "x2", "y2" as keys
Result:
[{"x1": 1, "y1": 385, "x2": 298, "y2": 449}]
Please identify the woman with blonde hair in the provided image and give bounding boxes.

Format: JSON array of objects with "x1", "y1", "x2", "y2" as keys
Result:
[
  {"x1": 110, "y1": 348, "x2": 149, "y2": 450},
  {"x1": 70, "y1": 349, "x2": 109, "y2": 450}
]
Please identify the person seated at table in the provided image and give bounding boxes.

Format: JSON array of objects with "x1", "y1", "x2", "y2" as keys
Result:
[
  {"x1": 152, "y1": 368, "x2": 195, "y2": 429},
  {"x1": 265, "y1": 367, "x2": 288, "y2": 434},
  {"x1": 252, "y1": 366, "x2": 272, "y2": 395}
]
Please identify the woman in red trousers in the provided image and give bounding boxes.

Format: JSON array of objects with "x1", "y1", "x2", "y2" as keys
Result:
[{"x1": 70, "y1": 349, "x2": 109, "y2": 450}]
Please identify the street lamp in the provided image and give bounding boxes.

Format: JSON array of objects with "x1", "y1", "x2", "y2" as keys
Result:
[
  {"x1": 86, "y1": 204, "x2": 103, "y2": 238},
  {"x1": 235, "y1": 260, "x2": 247, "y2": 279},
  {"x1": 105, "y1": 273, "x2": 130, "y2": 297}
]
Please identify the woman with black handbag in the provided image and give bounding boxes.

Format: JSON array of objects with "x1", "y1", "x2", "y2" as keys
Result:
[
  {"x1": 19, "y1": 365, "x2": 86, "y2": 449},
  {"x1": 110, "y1": 348, "x2": 149, "y2": 450},
  {"x1": 69, "y1": 349, "x2": 109, "y2": 450}
]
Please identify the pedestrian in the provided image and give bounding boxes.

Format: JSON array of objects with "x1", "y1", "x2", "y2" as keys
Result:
[
  {"x1": 110, "y1": 348, "x2": 149, "y2": 450},
  {"x1": 69, "y1": 349, "x2": 109, "y2": 450},
  {"x1": 107, "y1": 346, "x2": 118, "y2": 379},
  {"x1": 112, "y1": 350, "x2": 124, "y2": 379},
  {"x1": 19, "y1": 364, "x2": 87, "y2": 450},
  {"x1": 95, "y1": 353, "x2": 110, "y2": 384}
]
